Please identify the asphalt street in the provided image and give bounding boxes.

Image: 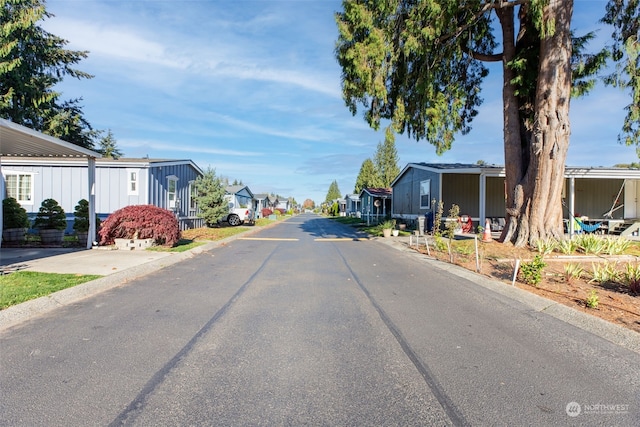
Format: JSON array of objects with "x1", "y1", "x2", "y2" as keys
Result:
[{"x1": 1, "y1": 214, "x2": 638, "y2": 426}]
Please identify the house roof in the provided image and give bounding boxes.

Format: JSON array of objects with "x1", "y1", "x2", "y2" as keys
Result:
[
  {"x1": 0, "y1": 118, "x2": 102, "y2": 158},
  {"x1": 391, "y1": 162, "x2": 640, "y2": 187},
  {"x1": 360, "y1": 187, "x2": 392, "y2": 198},
  {"x1": 225, "y1": 185, "x2": 254, "y2": 198},
  {"x1": 0, "y1": 156, "x2": 204, "y2": 175}
]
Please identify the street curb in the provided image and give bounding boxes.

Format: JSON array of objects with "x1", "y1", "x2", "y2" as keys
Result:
[
  {"x1": 0, "y1": 223, "x2": 274, "y2": 333},
  {"x1": 378, "y1": 237, "x2": 640, "y2": 355}
]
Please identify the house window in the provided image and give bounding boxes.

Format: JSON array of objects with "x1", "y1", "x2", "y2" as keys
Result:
[
  {"x1": 167, "y1": 176, "x2": 178, "y2": 209},
  {"x1": 189, "y1": 182, "x2": 197, "y2": 212},
  {"x1": 420, "y1": 179, "x2": 431, "y2": 209},
  {"x1": 4, "y1": 172, "x2": 34, "y2": 204},
  {"x1": 127, "y1": 169, "x2": 139, "y2": 196}
]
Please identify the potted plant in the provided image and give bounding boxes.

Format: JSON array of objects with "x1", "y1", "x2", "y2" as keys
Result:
[
  {"x1": 381, "y1": 219, "x2": 395, "y2": 238},
  {"x1": 73, "y1": 199, "x2": 100, "y2": 244},
  {"x1": 2, "y1": 197, "x2": 30, "y2": 243},
  {"x1": 33, "y1": 198, "x2": 67, "y2": 245}
]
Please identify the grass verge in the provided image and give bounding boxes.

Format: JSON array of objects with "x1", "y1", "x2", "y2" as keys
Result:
[{"x1": 0, "y1": 271, "x2": 102, "y2": 309}]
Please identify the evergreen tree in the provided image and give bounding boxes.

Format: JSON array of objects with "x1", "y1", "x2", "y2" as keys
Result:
[
  {"x1": 354, "y1": 158, "x2": 381, "y2": 193},
  {"x1": 97, "y1": 129, "x2": 123, "y2": 159},
  {"x1": 374, "y1": 127, "x2": 400, "y2": 188},
  {"x1": 325, "y1": 180, "x2": 341, "y2": 203},
  {"x1": 1, "y1": 0, "x2": 96, "y2": 149},
  {"x1": 192, "y1": 168, "x2": 228, "y2": 227}
]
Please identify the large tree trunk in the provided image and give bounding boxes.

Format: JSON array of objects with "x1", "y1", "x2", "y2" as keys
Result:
[
  {"x1": 501, "y1": 0, "x2": 573, "y2": 246},
  {"x1": 495, "y1": 5, "x2": 523, "y2": 244}
]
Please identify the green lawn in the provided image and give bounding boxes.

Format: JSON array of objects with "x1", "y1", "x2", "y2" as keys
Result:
[{"x1": 0, "y1": 271, "x2": 102, "y2": 309}]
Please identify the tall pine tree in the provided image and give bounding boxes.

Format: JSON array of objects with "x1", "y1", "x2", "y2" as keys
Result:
[
  {"x1": 325, "y1": 180, "x2": 342, "y2": 203},
  {"x1": 374, "y1": 127, "x2": 400, "y2": 188},
  {"x1": 1, "y1": 0, "x2": 96, "y2": 148},
  {"x1": 354, "y1": 158, "x2": 381, "y2": 193}
]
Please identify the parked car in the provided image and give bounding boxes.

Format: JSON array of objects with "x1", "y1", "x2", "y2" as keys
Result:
[{"x1": 220, "y1": 200, "x2": 254, "y2": 226}]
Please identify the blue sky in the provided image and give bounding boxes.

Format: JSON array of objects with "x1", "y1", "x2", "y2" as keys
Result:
[{"x1": 43, "y1": 0, "x2": 638, "y2": 204}]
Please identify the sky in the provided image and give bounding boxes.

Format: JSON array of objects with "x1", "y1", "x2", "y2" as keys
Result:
[{"x1": 42, "y1": 0, "x2": 638, "y2": 205}]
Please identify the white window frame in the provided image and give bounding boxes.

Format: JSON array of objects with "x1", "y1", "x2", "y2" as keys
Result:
[
  {"x1": 167, "y1": 175, "x2": 178, "y2": 209},
  {"x1": 420, "y1": 179, "x2": 431, "y2": 209},
  {"x1": 188, "y1": 181, "x2": 197, "y2": 213},
  {"x1": 127, "y1": 169, "x2": 139, "y2": 196},
  {"x1": 3, "y1": 171, "x2": 35, "y2": 205}
]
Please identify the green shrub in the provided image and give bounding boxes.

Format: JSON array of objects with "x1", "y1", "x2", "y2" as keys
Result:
[
  {"x1": 602, "y1": 237, "x2": 630, "y2": 255},
  {"x1": 72, "y1": 199, "x2": 101, "y2": 232},
  {"x1": 519, "y1": 255, "x2": 547, "y2": 286},
  {"x1": 557, "y1": 238, "x2": 578, "y2": 254},
  {"x1": 586, "y1": 290, "x2": 599, "y2": 308},
  {"x1": 2, "y1": 197, "x2": 29, "y2": 229},
  {"x1": 535, "y1": 238, "x2": 557, "y2": 255},
  {"x1": 564, "y1": 263, "x2": 584, "y2": 284},
  {"x1": 589, "y1": 261, "x2": 621, "y2": 284},
  {"x1": 622, "y1": 263, "x2": 640, "y2": 294},
  {"x1": 575, "y1": 234, "x2": 605, "y2": 255},
  {"x1": 33, "y1": 199, "x2": 67, "y2": 230}
]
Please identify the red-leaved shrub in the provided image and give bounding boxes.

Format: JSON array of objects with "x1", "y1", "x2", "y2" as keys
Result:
[
  {"x1": 98, "y1": 205, "x2": 180, "y2": 247},
  {"x1": 261, "y1": 208, "x2": 273, "y2": 217}
]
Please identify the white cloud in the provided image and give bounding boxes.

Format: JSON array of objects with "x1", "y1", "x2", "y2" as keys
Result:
[{"x1": 120, "y1": 139, "x2": 264, "y2": 157}]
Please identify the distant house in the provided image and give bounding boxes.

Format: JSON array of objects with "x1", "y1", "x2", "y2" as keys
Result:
[
  {"x1": 253, "y1": 193, "x2": 269, "y2": 218},
  {"x1": 391, "y1": 163, "x2": 640, "y2": 235},
  {"x1": 358, "y1": 188, "x2": 392, "y2": 224},
  {"x1": 1, "y1": 156, "x2": 205, "y2": 231},
  {"x1": 275, "y1": 197, "x2": 291, "y2": 212},
  {"x1": 345, "y1": 194, "x2": 361, "y2": 217}
]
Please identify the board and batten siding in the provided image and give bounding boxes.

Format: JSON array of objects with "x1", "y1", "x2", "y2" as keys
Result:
[
  {"x1": 441, "y1": 173, "x2": 479, "y2": 217},
  {"x1": 570, "y1": 178, "x2": 625, "y2": 219},
  {"x1": 147, "y1": 162, "x2": 199, "y2": 215},
  {"x1": 485, "y1": 177, "x2": 507, "y2": 218},
  {"x1": 392, "y1": 167, "x2": 441, "y2": 218},
  {"x1": 95, "y1": 165, "x2": 147, "y2": 214},
  {"x1": 1, "y1": 162, "x2": 89, "y2": 214}
]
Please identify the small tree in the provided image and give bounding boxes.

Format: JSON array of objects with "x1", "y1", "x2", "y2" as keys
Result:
[
  {"x1": 325, "y1": 180, "x2": 341, "y2": 204},
  {"x1": 192, "y1": 168, "x2": 228, "y2": 227},
  {"x1": 98, "y1": 205, "x2": 180, "y2": 246},
  {"x1": 2, "y1": 197, "x2": 29, "y2": 229},
  {"x1": 33, "y1": 198, "x2": 67, "y2": 230},
  {"x1": 354, "y1": 158, "x2": 381, "y2": 194},
  {"x1": 72, "y1": 199, "x2": 100, "y2": 232},
  {"x1": 97, "y1": 129, "x2": 123, "y2": 159}
]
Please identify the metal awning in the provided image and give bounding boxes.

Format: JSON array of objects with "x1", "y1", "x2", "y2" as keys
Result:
[
  {"x1": 0, "y1": 118, "x2": 100, "y2": 157},
  {"x1": 1, "y1": 118, "x2": 101, "y2": 248}
]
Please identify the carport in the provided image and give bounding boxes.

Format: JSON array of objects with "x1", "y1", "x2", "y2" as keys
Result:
[{"x1": 1, "y1": 119, "x2": 102, "y2": 249}]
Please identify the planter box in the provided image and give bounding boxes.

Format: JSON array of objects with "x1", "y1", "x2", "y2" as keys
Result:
[
  {"x1": 114, "y1": 238, "x2": 155, "y2": 250},
  {"x1": 39, "y1": 229, "x2": 64, "y2": 245},
  {"x1": 2, "y1": 228, "x2": 27, "y2": 243},
  {"x1": 76, "y1": 232, "x2": 89, "y2": 244}
]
